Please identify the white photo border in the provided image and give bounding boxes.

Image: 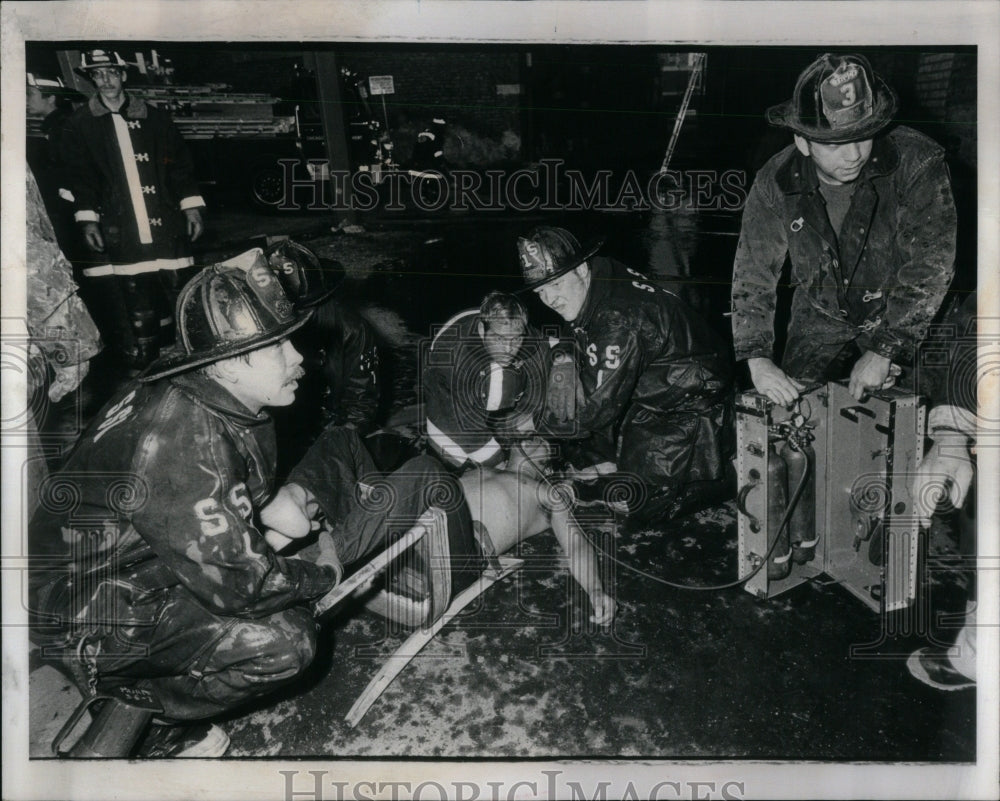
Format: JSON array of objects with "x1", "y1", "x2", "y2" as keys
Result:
[{"x1": 2, "y1": 2, "x2": 998, "y2": 799}]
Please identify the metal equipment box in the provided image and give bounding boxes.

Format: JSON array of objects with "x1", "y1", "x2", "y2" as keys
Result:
[{"x1": 736, "y1": 382, "x2": 925, "y2": 612}]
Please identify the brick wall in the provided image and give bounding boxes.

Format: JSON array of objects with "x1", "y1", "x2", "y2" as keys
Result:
[
  {"x1": 871, "y1": 50, "x2": 977, "y2": 168},
  {"x1": 909, "y1": 51, "x2": 977, "y2": 167},
  {"x1": 915, "y1": 53, "x2": 956, "y2": 119}
]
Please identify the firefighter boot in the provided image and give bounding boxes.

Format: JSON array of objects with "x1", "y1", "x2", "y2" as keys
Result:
[{"x1": 122, "y1": 274, "x2": 164, "y2": 369}]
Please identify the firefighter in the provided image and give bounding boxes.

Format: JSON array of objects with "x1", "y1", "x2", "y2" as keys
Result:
[
  {"x1": 521, "y1": 226, "x2": 734, "y2": 522},
  {"x1": 60, "y1": 48, "x2": 206, "y2": 370},
  {"x1": 907, "y1": 292, "x2": 979, "y2": 691},
  {"x1": 731, "y1": 53, "x2": 956, "y2": 405},
  {"x1": 421, "y1": 291, "x2": 550, "y2": 471},
  {"x1": 265, "y1": 239, "x2": 382, "y2": 437},
  {"x1": 26, "y1": 73, "x2": 86, "y2": 265},
  {"x1": 28, "y1": 253, "x2": 480, "y2": 757}
]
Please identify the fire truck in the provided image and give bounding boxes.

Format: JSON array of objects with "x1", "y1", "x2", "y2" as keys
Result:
[{"x1": 29, "y1": 51, "x2": 416, "y2": 210}]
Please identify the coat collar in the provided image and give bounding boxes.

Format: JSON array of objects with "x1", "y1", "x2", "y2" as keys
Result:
[
  {"x1": 774, "y1": 130, "x2": 901, "y2": 195},
  {"x1": 87, "y1": 91, "x2": 149, "y2": 119},
  {"x1": 169, "y1": 371, "x2": 270, "y2": 427},
  {"x1": 574, "y1": 256, "x2": 614, "y2": 329}
]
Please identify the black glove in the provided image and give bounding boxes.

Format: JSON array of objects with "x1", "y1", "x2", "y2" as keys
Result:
[{"x1": 546, "y1": 357, "x2": 583, "y2": 423}]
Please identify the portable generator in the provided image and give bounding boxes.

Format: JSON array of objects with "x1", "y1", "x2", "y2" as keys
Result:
[{"x1": 735, "y1": 382, "x2": 925, "y2": 612}]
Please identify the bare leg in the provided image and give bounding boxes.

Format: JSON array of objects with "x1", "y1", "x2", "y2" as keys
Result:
[
  {"x1": 460, "y1": 469, "x2": 614, "y2": 624},
  {"x1": 548, "y1": 501, "x2": 615, "y2": 624}
]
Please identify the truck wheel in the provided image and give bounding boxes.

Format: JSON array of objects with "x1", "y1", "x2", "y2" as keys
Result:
[{"x1": 249, "y1": 159, "x2": 287, "y2": 209}]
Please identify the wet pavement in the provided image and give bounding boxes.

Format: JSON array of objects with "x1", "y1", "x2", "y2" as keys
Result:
[
  {"x1": 217, "y1": 504, "x2": 974, "y2": 760},
  {"x1": 29, "y1": 203, "x2": 977, "y2": 762}
]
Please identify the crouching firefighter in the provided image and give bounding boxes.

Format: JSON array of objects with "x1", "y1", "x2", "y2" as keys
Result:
[{"x1": 28, "y1": 251, "x2": 481, "y2": 758}]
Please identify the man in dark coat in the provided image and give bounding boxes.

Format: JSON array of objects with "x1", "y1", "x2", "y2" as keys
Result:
[
  {"x1": 264, "y1": 239, "x2": 382, "y2": 441},
  {"x1": 28, "y1": 253, "x2": 479, "y2": 757},
  {"x1": 26, "y1": 73, "x2": 86, "y2": 262},
  {"x1": 731, "y1": 53, "x2": 956, "y2": 405},
  {"x1": 520, "y1": 227, "x2": 733, "y2": 521},
  {"x1": 60, "y1": 48, "x2": 206, "y2": 369}
]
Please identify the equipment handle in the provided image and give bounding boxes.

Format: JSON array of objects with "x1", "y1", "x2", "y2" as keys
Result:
[
  {"x1": 840, "y1": 405, "x2": 877, "y2": 422},
  {"x1": 736, "y1": 481, "x2": 762, "y2": 533}
]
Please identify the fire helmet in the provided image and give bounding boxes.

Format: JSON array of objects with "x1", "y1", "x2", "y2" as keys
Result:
[
  {"x1": 518, "y1": 226, "x2": 604, "y2": 292},
  {"x1": 76, "y1": 49, "x2": 129, "y2": 77},
  {"x1": 766, "y1": 53, "x2": 898, "y2": 144},
  {"x1": 264, "y1": 239, "x2": 346, "y2": 309},
  {"x1": 140, "y1": 253, "x2": 312, "y2": 383},
  {"x1": 27, "y1": 73, "x2": 65, "y2": 90}
]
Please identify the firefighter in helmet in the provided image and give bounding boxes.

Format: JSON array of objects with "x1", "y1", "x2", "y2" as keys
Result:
[
  {"x1": 60, "y1": 48, "x2": 207, "y2": 370},
  {"x1": 521, "y1": 226, "x2": 734, "y2": 522},
  {"x1": 28, "y1": 251, "x2": 480, "y2": 757}
]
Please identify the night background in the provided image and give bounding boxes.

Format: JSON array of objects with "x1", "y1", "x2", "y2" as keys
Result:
[{"x1": 22, "y1": 40, "x2": 982, "y2": 763}]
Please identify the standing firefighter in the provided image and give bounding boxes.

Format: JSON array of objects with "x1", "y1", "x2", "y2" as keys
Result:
[
  {"x1": 731, "y1": 53, "x2": 956, "y2": 404},
  {"x1": 61, "y1": 48, "x2": 206, "y2": 370},
  {"x1": 521, "y1": 227, "x2": 733, "y2": 522},
  {"x1": 26, "y1": 73, "x2": 86, "y2": 260}
]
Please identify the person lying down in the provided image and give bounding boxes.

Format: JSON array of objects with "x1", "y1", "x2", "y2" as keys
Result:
[
  {"x1": 259, "y1": 426, "x2": 615, "y2": 628},
  {"x1": 459, "y1": 466, "x2": 616, "y2": 626}
]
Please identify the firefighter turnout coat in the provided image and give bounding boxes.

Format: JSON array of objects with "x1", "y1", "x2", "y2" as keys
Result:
[
  {"x1": 60, "y1": 93, "x2": 205, "y2": 277},
  {"x1": 731, "y1": 126, "x2": 956, "y2": 380},
  {"x1": 29, "y1": 372, "x2": 338, "y2": 636},
  {"x1": 567, "y1": 256, "x2": 733, "y2": 491}
]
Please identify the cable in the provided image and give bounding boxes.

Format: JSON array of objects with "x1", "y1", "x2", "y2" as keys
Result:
[{"x1": 515, "y1": 436, "x2": 812, "y2": 593}]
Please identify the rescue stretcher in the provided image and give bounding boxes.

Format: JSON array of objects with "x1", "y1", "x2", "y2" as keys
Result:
[{"x1": 310, "y1": 506, "x2": 524, "y2": 728}]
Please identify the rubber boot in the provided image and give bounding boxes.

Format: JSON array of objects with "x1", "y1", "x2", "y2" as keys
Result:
[
  {"x1": 122, "y1": 274, "x2": 164, "y2": 369},
  {"x1": 158, "y1": 264, "x2": 199, "y2": 350},
  {"x1": 79, "y1": 273, "x2": 136, "y2": 369}
]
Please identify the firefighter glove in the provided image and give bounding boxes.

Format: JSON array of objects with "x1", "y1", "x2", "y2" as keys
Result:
[{"x1": 546, "y1": 354, "x2": 583, "y2": 423}]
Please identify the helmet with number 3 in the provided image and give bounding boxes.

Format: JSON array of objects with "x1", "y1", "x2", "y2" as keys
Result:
[
  {"x1": 140, "y1": 250, "x2": 312, "y2": 382},
  {"x1": 766, "y1": 53, "x2": 898, "y2": 144}
]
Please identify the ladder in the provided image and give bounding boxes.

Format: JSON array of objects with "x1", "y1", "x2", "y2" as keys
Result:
[{"x1": 659, "y1": 53, "x2": 706, "y2": 175}]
